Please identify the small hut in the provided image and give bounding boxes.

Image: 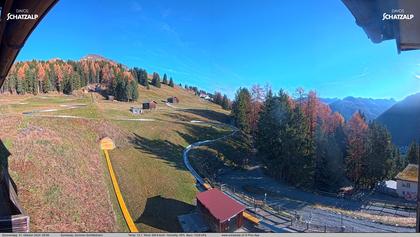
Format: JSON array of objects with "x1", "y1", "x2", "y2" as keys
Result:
[
  {"x1": 142, "y1": 100, "x2": 157, "y2": 110},
  {"x1": 196, "y1": 188, "x2": 245, "y2": 232},
  {"x1": 167, "y1": 96, "x2": 179, "y2": 104},
  {"x1": 130, "y1": 107, "x2": 142, "y2": 115}
]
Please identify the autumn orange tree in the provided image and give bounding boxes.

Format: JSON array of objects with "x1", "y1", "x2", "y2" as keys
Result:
[
  {"x1": 2, "y1": 58, "x2": 154, "y2": 102},
  {"x1": 344, "y1": 111, "x2": 368, "y2": 187}
]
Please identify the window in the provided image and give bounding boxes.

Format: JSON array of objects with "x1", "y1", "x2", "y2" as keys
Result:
[{"x1": 402, "y1": 182, "x2": 411, "y2": 188}]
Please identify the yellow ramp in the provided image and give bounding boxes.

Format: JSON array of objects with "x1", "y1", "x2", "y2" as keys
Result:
[{"x1": 101, "y1": 138, "x2": 138, "y2": 233}]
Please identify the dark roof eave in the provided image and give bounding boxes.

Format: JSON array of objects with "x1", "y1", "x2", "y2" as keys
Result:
[{"x1": 0, "y1": 0, "x2": 59, "y2": 87}]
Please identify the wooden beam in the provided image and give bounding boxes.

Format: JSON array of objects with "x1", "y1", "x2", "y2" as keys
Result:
[
  {"x1": 0, "y1": 0, "x2": 58, "y2": 87},
  {"x1": 416, "y1": 159, "x2": 420, "y2": 232}
]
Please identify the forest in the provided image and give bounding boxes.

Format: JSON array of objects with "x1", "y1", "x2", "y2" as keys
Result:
[
  {"x1": 2, "y1": 58, "x2": 234, "y2": 111},
  {"x1": 230, "y1": 85, "x2": 416, "y2": 191},
  {"x1": 0, "y1": 59, "x2": 181, "y2": 102},
  {"x1": 3, "y1": 58, "x2": 416, "y2": 192}
]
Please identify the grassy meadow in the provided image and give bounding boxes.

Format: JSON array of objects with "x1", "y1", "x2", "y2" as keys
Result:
[{"x1": 0, "y1": 84, "x2": 231, "y2": 232}]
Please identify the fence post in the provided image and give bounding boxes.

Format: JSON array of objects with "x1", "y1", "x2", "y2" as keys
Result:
[{"x1": 324, "y1": 225, "x2": 326, "y2": 233}]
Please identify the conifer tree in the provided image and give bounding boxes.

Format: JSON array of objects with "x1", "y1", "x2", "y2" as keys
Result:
[
  {"x1": 151, "y1": 72, "x2": 161, "y2": 88},
  {"x1": 221, "y1": 94, "x2": 230, "y2": 110},
  {"x1": 407, "y1": 141, "x2": 419, "y2": 164},
  {"x1": 231, "y1": 88, "x2": 252, "y2": 133},
  {"x1": 162, "y1": 73, "x2": 168, "y2": 84},
  {"x1": 169, "y1": 77, "x2": 174, "y2": 87}
]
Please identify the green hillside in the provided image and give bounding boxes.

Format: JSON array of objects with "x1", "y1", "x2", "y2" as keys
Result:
[{"x1": 0, "y1": 83, "x2": 231, "y2": 232}]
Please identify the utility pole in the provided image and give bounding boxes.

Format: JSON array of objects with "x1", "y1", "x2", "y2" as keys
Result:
[{"x1": 416, "y1": 158, "x2": 420, "y2": 232}]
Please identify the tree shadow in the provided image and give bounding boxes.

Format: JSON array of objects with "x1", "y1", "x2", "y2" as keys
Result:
[
  {"x1": 129, "y1": 122, "x2": 230, "y2": 172},
  {"x1": 176, "y1": 123, "x2": 231, "y2": 146},
  {"x1": 162, "y1": 112, "x2": 198, "y2": 123},
  {"x1": 181, "y1": 109, "x2": 231, "y2": 124},
  {"x1": 129, "y1": 133, "x2": 187, "y2": 171},
  {"x1": 135, "y1": 195, "x2": 195, "y2": 232}
]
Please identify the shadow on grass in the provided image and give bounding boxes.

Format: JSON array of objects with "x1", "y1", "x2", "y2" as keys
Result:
[
  {"x1": 176, "y1": 123, "x2": 231, "y2": 146},
  {"x1": 129, "y1": 133, "x2": 186, "y2": 170},
  {"x1": 181, "y1": 109, "x2": 231, "y2": 124},
  {"x1": 162, "y1": 112, "x2": 198, "y2": 123},
  {"x1": 129, "y1": 123, "x2": 230, "y2": 171},
  {"x1": 135, "y1": 195, "x2": 194, "y2": 232}
]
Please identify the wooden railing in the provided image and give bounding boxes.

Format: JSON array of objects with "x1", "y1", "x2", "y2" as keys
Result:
[{"x1": 0, "y1": 168, "x2": 29, "y2": 232}]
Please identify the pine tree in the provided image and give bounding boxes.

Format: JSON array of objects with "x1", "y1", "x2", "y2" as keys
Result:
[
  {"x1": 315, "y1": 127, "x2": 345, "y2": 191},
  {"x1": 63, "y1": 73, "x2": 75, "y2": 95},
  {"x1": 407, "y1": 141, "x2": 419, "y2": 164},
  {"x1": 130, "y1": 79, "x2": 139, "y2": 101},
  {"x1": 71, "y1": 73, "x2": 81, "y2": 91},
  {"x1": 138, "y1": 69, "x2": 148, "y2": 86},
  {"x1": 255, "y1": 90, "x2": 313, "y2": 187},
  {"x1": 363, "y1": 122, "x2": 393, "y2": 188},
  {"x1": 16, "y1": 77, "x2": 23, "y2": 94},
  {"x1": 214, "y1": 92, "x2": 223, "y2": 105},
  {"x1": 221, "y1": 94, "x2": 229, "y2": 110},
  {"x1": 114, "y1": 73, "x2": 127, "y2": 101},
  {"x1": 231, "y1": 88, "x2": 252, "y2": 133},
  {"x1": 162, "y1": 73, "x2": 168, "y2": 84},
  {"x1": 151, "y1": 72, "x2": 161, "y2": 88},
  {"x1": 169, "y1": 77, "x2": 174, "y2": 87},
  {"x1": 41, "y1": 77, "x2": 52, "y2": 93}
]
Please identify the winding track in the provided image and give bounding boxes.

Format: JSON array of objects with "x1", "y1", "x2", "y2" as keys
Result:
[
  {"x1": 180, "y1": 121, "x2": 415, "y2": 233},
  {"x1": 21, "y1": 101, "x2": 415, "y2": 233},
  {"x1": 181, "y1": 122, "x2": 299, "y2": 233}
]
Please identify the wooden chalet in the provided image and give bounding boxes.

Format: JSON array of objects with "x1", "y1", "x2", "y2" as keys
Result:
[
  {"x1": 167, "y1": 96, "x2": 179, "y2": 104},
  {"x1": 196, "y1": 188, "x2": 245, "y2": 232},
  {"x1": 142, "y1": 100, "x2": 157, "y2": 110}
]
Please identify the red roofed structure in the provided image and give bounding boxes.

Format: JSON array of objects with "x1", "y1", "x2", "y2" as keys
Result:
[{"x1": 196, "y1": 188, "x2": 246, "y2": 232}]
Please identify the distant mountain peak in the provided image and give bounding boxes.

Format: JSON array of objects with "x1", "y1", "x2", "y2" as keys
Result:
[
  {"x1": 327, "y1": 97, "x2": 396, "y2": 121},
  {"x1": 81, "y1": 54, "x2": 114, "y2": 62},
  {"x1": 80, "y1": 54, "x2": 127, "y2": 69},
  {"x1": 48, "y1": 57, "x2": 62, "y2": 62}
]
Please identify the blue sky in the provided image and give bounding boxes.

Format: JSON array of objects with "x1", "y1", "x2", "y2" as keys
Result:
[{"x1": 17, "y1": 0, "x2": 420, "y2": 100}]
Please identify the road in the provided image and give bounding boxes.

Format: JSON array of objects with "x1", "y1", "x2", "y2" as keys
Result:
[
  {"x1": 182, "y1": 125, "x2": 300, "y2": 233},
  {"x1": 182, "y1": 122, "x2": 415, "y2": 233},
  {"x1": 22, "y1": 102, "x2": 416, "y2": 233}
]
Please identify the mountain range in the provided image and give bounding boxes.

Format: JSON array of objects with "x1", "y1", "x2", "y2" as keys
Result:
[
  {"x1": 321, "y1": 96, "x2": 396, "y2": 121},
  {"x1": 376, "y1": 93, "x2": 420, "y2": 146}
]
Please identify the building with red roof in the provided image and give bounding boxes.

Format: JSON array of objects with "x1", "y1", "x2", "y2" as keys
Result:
[{"x1": 196, "y1": 188, "x2": 246, "y2": 232}]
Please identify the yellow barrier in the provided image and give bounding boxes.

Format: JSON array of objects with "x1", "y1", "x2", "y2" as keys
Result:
[
  {"x1": 203, "y1": 183, "x2": 212, "y2": 190},
  {"x1": 103, "y1": 148, "x2": 139, "y2": 232},
  {"x1": 243, "y1": 211, "x2": 260, "y2": 225}
]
